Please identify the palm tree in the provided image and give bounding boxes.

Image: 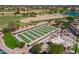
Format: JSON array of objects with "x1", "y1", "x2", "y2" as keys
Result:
[
  {"x1": 54, "y1": 20, "x2": 61, "y2": 26},
  {"x1": 66, "y1": 16, "x2": 75, "y2": 22},
  {"x1": 60, "y1": 25, "x2": 66, "y2": 37},
  {"x1": 75, "y1": 33, "x2": 79, "y2": 54},
  {"x1": 60, "y1": 21, "x2": 69, "y2": 37},
  {"x1": 55, "y1": 20, "x2": 65, "y2": 36},
  {"x1": 54, "y1": 20, "x2": 61, "y2": 36}
]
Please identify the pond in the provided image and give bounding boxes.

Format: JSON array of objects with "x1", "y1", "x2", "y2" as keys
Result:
[
  {"x1": 0, "y1": 49, "x2": 7, "y2": 54},
  {"x1": 65, "y1": 11, "x2": 79, "y2": 16}
]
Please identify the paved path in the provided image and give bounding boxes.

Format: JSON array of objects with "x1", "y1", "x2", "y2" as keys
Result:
[{"x1": 0, "y1": 37, "x2": 29, "y2": 54}]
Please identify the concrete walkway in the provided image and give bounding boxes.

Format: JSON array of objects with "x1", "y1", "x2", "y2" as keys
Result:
[{"x1": 0, "y1": 37, "x2": 29, "y2": 54}]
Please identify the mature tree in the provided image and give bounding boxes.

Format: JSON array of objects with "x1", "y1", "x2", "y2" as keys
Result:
[
  {"x1": 17, "y1": 42, "x2": 25, "y2": 48},
  {"x1": 48, "y1": 43, "x2": 64, "y2": 54},
  {"x1": 61, "y1": 22, "x2": 69, "y2": 29},
  {"x1": 75, "y1": 33, "x2": 79, "y2": 54},
  {"x1": 54, "y1": 19, "x2": 63, "y2": 26},
  {"x1": 66, "y1": 16, "x2": 75, "y2": 22},
  {"x1": 2, "y1": 27, "x2": 10, "y2": 33},
  {"x1": 55, "y1": 20, "x2": 69, "y2": 32},
  {"x1": 21, "y1": 8, "x2": 26, "y2": 11},
  {"x1": 54, "y1": 20, "x2": 63, "y2": 35},
  {"x1": 60, "y1": 21, "x2": 70, "y2": 37},
  {"x1": 59, "y1": 9, "x2": 64, "y2": 13},
  {"x1": 21, "y1": 13, "x2": 26, "y2": 16},
  {"x1": 48, "y1": 9, "x2": 53, "y2": 14},
  {"x1": 7, "y1": 21, "x2": 20, "y2": 31},
  {"x1": 29, "y1": 44, "x2": 42, "y2": 54},
  {"x1": 53, "y1": 9, "x2": 58, "y2": 13},
  {"x1": 21, "y1": 13, "x2": 29, "y2": 17},
  {"x1": 30, "y1": 12, "x2": 37, "y2": 17},
  {"x1": 1, "y1": 13, "x2": 4, "y2": 15},
  {"x1": 14, "y1": 8, "x2": 20, "y2": 15},
  {"x1": 0, "y1": 7, "x2": 4, "y2": 11}
]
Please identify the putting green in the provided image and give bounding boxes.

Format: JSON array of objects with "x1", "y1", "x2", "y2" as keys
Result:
[{"x1": 16, "y1": 25, "x2": 57, "y2": 43}]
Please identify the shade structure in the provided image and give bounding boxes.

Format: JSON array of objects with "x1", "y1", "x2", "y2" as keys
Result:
[
  {"x1": 77, "y1": 43, "x2": 79, "y2": 48},
  {"x1": 63, "y1": 40, "x2": 73, "y2": 47},
  {"x1": 50, "y1": 36, "x2": 65, "y2": 44}
]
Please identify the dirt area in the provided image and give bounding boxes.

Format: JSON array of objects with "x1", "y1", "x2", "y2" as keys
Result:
[{"x1": 20, "y1": 14, "x2": 67, "y2": 23}]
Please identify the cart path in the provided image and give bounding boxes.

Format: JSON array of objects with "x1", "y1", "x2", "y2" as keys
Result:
[{"x1": 0, "y1": 37, "x2": 29, "y2": 54}]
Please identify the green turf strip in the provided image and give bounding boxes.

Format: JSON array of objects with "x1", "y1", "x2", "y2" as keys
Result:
[
  {"x1": 36, "y1": 27, "x2": 49, "y2": 33},
  {"x1": 41, "y1": 27, "x2": 51, "y2": 32},
  {"x1": 46, "y1": 26, "x2": 55, "y2": 31},
  {"x1": 39, "y1": 26, "x2": 53, "y2": 32},
  {"x1": 47, "y1": 27, "x2": 54, "y2": 30},
  {"x1": 27, "y1": 30, "x2": 40, "y2": 38},
  {"x1": 50, "y1": 26, "x2": 56, "y2": 28},
  {"x1": 32, "y1": 29, "x2": 44, "y2": 35},
  {"x1": 34, "y1": 26, "x2": 53, "y2": 34},
  {"x1": 35, "y1": 28, "x2": 46, "y2": 34},
  {"x1": 42, "y1": 27, "x2": 52, "y2": 32},
  {"x1": 23, "y1": 32, "x2": 36, "y2": 40},
  {"x1": 43, "y1": 26, "x2": 53, "y2": 31},
  {"x1": 37, "y1": 27, "x2": 49, "y2": 33},
  {"x1": 18, "y1": 34, "x2": 31, "y2": 43},
  {"x1": 36, "y1": 26, "x2": 55, "y2": 34},
  {"x1": 47, "y1": 27, "x2": 55, "y2": 31},
  {"x1": 47, "y1": 26, "x2": 53, "y2": 28}
]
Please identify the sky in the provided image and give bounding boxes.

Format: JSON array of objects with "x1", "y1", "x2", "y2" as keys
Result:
[{"x1": 0, "y1": 0, "x2": 79, "y2": 5}]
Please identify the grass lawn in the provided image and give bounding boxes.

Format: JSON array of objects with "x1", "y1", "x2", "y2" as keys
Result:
[
  {"x1": 0, "y1": 16, "x2": 24, "y2": 28},
  {"x1": 18, "y1": 34, "x2": 31, "y2": 43},
  {"x1": 3, "y1": 32, "x2": 18, "y2": 49}
]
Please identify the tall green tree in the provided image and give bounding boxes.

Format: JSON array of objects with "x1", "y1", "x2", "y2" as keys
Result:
[
  {"x1": 2, "y1": 27, "x2": 10, "y2": 33},
  {"x1": 14, "y1": 8, "x2": 20, "y2": 15},
  {"x1": 30, "y1": 12, "x2": 37, "y2": 17},
  {"x1": 48, "y1": 43, "x2": 64, "y2": 54},
  {"x1": 7, "y1": 21, "x2": 20, "y2": 31},
  {"x1": 60, "y1": 21, "x2": 70, "y2": 37},
  {"x1": 30, "y1": 44, "x2": 42, "y2": 54},
  {"x1": 66, "y1": 16, "x2": 75, "y2": 22},
  {"x1": 17, "y1": 42, "x2": 25, "y2": 48},
  {"x1": 75, "y1": 33, "x2": 79, "y2": 54}
]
